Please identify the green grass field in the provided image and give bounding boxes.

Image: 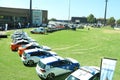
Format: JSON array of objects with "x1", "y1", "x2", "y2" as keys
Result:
[{"x1": 0, "y1": 27, "x2": 120, "y2": 80}]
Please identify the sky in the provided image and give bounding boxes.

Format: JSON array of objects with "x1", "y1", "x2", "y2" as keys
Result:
[{"x1": 0, "y1": 0, "x2": 120, "y2": 20}]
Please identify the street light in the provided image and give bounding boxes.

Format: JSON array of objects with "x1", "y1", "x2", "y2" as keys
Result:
[
  {"x1": 68, "y1": 0, "x2": 71, "y2": 23},
  {"x1": 104, "y1": 0, "x2": 108, "y2": 26},
  {"x1": 29, "y1": 0, "x2": 32, "y2": 27}
]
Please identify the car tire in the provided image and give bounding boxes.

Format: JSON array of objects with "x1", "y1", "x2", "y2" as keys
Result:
[
  {"x1": 46, "y1": 73, "x2": 55, "y2": 80},
  {"x1": 27, "y1": 60, "x2": 34, "y2": 66}
]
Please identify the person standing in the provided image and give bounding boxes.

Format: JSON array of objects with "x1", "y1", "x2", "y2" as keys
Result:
[
  {"x1": 27, "y1": 22, "x2": 30, "y2": 28},
  {"x1": 18, "y1": 22, "x2": 21, "y2": 28},
  {"x1": 5, "y1": 23, "x2": 8, "y2": 31}
]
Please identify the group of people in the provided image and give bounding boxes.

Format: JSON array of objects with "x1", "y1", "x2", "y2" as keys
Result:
[
  {"x1": 18, "y1": 22, "x2": 30, "y2": 29},
  {"x1": 3, "y1": 22, "x2": 30, "y2": 31}
]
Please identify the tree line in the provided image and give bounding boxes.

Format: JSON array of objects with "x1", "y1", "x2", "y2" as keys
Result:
[
  {"x1": 83, "y1": 14, "x2": 120, "y2": 27},
  {"x1": 49, "y1": 14, "x2": 120, "y2": 27}
]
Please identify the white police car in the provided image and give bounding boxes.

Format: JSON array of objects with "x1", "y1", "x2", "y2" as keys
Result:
[
  {"x1": 65, "y1": 66, "x2": 100, "y2": 80},
  {"x1": 36, "y1": 56, "x2": 80, "y2": 80},
  {"x1": 30, "y1": 27, "x2": 46, "y2": 34},
  {"x1": 21, "y1": 48, "x2": 57, "y2": 66}
]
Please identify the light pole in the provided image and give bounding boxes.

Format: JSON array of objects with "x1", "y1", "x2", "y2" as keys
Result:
[
  {"x1": 68, "y1": 0, "x2": 71, "y2": 23},
  {"x1": 29, "y1": 0, "x2": 32, "y2": 27},
  {"x1": 104, "y1": 0, "x2": 108, "y2": 26}
]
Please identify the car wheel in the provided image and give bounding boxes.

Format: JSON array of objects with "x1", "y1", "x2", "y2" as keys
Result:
[
  {"x1": 46, "y1": 73, "x2": 55, "y2": 80},
  {"x1": 27, "y1": 60, "x2": 34, "y2": 66}
]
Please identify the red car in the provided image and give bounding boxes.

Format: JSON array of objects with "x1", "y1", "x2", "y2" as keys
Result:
[
  {"x1": 18, "y1": 42, "x2": 51, "y2": 57},
  {"x1": 10, "y1": 39, "x2": 29, "y2": 51},
  {"x1": 18, "y1": 43, "x2": 41, "y2": 57}
]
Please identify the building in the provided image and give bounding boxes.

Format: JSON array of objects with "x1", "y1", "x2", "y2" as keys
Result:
[
  {"x1": 71, "y1": 17, "x2": 87, "y2": 24},
  {"x1": 0, "y1": 7, "x2": 48, "y2": 29}
]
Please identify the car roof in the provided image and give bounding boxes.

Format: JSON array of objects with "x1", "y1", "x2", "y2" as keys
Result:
[
  {"x1": 25, "y1": 42, "x2": 40, "y2": 47},
  {"x1": 71, "y1": 66, "x2": 100, "y2": 80},
  {"x1": 24, "y1": 48, "x2": 57, "y2": 55},
  {"x1": 40, "y1": 56, "x2": 64, "y2": 64}
]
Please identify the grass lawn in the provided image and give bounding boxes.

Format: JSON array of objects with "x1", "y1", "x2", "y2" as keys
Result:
[{"x1": 0, "y1": 27, "x2": 120, "y2": 80}]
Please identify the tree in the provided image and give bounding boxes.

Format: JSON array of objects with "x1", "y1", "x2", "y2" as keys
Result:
[
  {"x1": 87, "y1": 14, "x2": 96, "y2": 23},
  {"x1": 116, "y1": 19, "x2": 120, "y2": 25},
  {"x1": 107, "y1": 17, "x2": 115, "y2": 27},
  {"x1": 49, "y1": 18, "x2": 57, "y2": 21}
]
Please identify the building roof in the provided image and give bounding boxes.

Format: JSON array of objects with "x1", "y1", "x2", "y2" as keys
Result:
[{"x1": 0, "y1": 7, "x2": 29, "y2": 17}]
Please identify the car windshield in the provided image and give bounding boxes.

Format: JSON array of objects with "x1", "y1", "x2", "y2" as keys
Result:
[
  {"x1": 21, "y1": 45, "x2": 27, "y2": 48},
  {"x1": 38, "y1": 61, "x2": 46, "y2": 69},
  {"x1": 67, "y1": 75, "x2": 80, "y2": 80}
]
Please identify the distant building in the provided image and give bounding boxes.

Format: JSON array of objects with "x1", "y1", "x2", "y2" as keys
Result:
[
  {"x1": 71, "y1": 17, "x2": 87, "y2": 24},
  {"x1": 0, "y1": 7, "x2": 48, "y2": 29}
]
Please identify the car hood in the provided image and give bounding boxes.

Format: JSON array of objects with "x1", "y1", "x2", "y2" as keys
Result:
[{"x1": 70, "y1": 66, "x2": 100, "y2": 80}]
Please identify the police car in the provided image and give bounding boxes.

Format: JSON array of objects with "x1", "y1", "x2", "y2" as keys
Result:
[
  {"x1": 36, "y1": 56, "x2": 80, "y2": 80},
  {"x1": 65, "y1": 66, "x2": 100, "y2": 80},
  {"x1": 21, "y1": 48, "x2": 57, "y2": 66},
  {"x1": 30, "y1": 27, "x2": 46, "y2": 34}
]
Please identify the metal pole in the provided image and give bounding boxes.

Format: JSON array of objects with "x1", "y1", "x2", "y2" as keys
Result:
[
  {"x1": 68, "y1": 0, "x2": 71, "y2": 23},
  {"x1": 30, "y1": 0, "x2": 32, "y2": 27},
  {"x1": 104, "y1": 0, "x2": 108, "y2": 26}
]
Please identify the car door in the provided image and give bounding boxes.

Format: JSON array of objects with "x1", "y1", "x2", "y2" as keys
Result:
[
  {"x1": 30, "y1": 51, "x2": 41, "y2": 63},
  {"x1": 59, "y1": 60, "x2": 72, "y2": 73},
  {"x1": 48, "y1": 61, "x2": 65, "y2": 76},
  {"x1": 51, "y1": 61, "x2": 71, "y2": 76}
]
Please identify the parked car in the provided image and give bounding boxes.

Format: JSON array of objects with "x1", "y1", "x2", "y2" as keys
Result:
[
  {"x1": 11, "y1": 30, "x2": 28, "y2": 40},
  {"x1": 36, "y1": 56, "x2": 80, "y2": 80},
  {"x1": 10, "y1": 39, "x2": 29, "y2": 51},
  {"x1": 21, "y1": 49, "x2": 57, "y2": 66},
  {"x1": 65, "y1": 66, "x2": 100, "y2": 80},
  {"x1": 11, "y1": 30, "x2": 36, "y2": 43},
  {"x1": 31, "y1": 27, "x2": 46, "y2": 34},
  {"x1": 18, "y1": 42, "x2": 51, "y2": 57}
]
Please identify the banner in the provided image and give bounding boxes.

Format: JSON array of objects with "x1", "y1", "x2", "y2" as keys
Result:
[{"x1": 100, "y1": 58, "x2": 117, "y2": 80}]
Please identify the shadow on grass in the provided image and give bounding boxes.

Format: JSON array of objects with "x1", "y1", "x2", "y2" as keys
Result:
[
  {"x1": 23, "y1": 63, "x2": 37, "y2": 67},
  {"x1": 55, "y1": 73, "x2": 71, "y2": 80},
  {"x1": 39, "y1": 72, "x2": 71, "y2": 80}
]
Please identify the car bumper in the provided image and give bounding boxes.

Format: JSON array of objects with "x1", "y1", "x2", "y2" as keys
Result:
[
  {"x1": 36, "y1": 65, "x2": 47, "y2": 79},
  {"x1": 21, "y1": 57, "x2": 28, "y2": 64}
]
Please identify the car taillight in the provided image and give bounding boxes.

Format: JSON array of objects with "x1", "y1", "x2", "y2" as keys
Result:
[{"x1": 40, "y1": 69, "x2": 46, "y2": 72}]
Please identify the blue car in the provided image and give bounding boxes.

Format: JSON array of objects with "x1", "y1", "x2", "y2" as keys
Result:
[{"x1": 36, "y1": 56, "x2": 80, "y2": 80}]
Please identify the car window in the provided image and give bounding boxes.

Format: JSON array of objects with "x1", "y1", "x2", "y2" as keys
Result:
[
  {"x1": 21, "y1": 45, "x2": 27, "y2": 48},
  {"x1": 89, "y1": 73, "x2": 100, "y2": 80},
  {"x1": 36, "y1": 46, "x2": 41, "y2": 48},
  {"x1": 38, "y1": 61, "x2": 46, "y2": 69},
  {"x1": 60, "y1": 60, "x2": 71, "y2": 66},
  {"x1": 33, "y1": 51, "x2": 50, "y2": 56},
  {"x1": 41, "y1": 51, "x2": 52, "y2": 56},
  {"x1": 45, "y1": 65, "x2": 50, "y2": 70},
  {"x1": 27, "y1": 46, "x2": 34, "y2": 49},
  {"x1": 50, "y1": 61, "x2": 60, "y2": 67},
  {"x1": 66, "y1": 75, "x2": 80, "y2": 80},
  {"x1": 59, "y1": 60, "x2": 67, "y2": 66},
  {"x1": 17, "y1": 42, "x2": 28, "y2": 45},
  {"x1": 30, "y1": 52, "x2": 39, "y2": 56}
]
